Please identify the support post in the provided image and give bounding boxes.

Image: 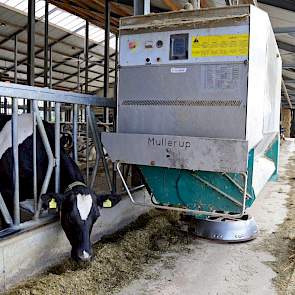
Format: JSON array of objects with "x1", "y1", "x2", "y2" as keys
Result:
[
  {"x1": 14, "y1": 35, "x2": 17, "y2": 84},
  {"x1": 104, "y1": 0, "x2": 110, "y2": 128},
  {"x1": 134, "y1": 0, "x2": 144, "y2": 15},
  {"x1": 55, "y1": 103, "x2": 61, "y2": 193},
  {"x1": 85, "y1": 21, "x2": 90, "y2": 184},
  {"x1": 144, "y1": 0, "x2": 150, "y2": 14},
  {"x1": 44, "y1": 0, "x2": 49, "y2": 121},
  {"x1": 12, "y1": 99, "x2": 20, "y2": 225},
  {"x1": 27, "y1": 0, "x2": 35, "y2": 112},
  {"x1": 49, "y1": 46, "x2": 53, "y2": 121}
]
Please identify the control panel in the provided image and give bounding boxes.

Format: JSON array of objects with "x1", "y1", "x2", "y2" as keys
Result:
[{"x1": 119, "y1": 25, "x2": 249, "y2": 67}]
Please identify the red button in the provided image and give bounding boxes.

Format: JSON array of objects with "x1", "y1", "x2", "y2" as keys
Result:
[{"x1": 128, "y1": 41, "x2": 136, "y2": 49}]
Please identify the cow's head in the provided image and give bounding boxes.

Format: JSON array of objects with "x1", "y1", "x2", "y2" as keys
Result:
[{"x1": 42, "y1": 183, "x2": 120, "y2": 263}]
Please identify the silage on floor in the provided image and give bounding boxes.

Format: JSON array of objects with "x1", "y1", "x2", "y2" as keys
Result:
[{"x1": 6, "y1": 210, "x2": 192, "y2": 295}]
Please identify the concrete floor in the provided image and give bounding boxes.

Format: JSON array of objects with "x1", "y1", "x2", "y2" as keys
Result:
[{"x1": 117, "y1": 140, "x2": 294, "y2": 295}]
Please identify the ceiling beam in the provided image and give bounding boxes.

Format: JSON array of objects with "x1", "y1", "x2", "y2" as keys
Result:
[
  {"x1": 277, "y1": 40, "x2": 295, "y2": 53},
  {"x1": 53, "y1": 52, "x2": 116, "y2": 87},
  {"x1": 258, "y1": 0, "x2": 295, "y2": 12}
]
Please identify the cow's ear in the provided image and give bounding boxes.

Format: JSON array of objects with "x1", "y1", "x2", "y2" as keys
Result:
[
  {"x1": 41, "y1": 193, "x2": 64, "y2": 210},
  {"x1": 96, "y1": 193, "x2": 121, "y2": 208}
]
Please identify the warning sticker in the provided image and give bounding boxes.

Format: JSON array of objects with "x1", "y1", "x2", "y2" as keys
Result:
[{"x1": 191, "y1": 34, "x2": 249, "y2": 57}]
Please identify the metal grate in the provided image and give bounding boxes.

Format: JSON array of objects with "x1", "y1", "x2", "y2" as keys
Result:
[{"x1": 122, "y1": 99, "x2": 242, "y2": 107}]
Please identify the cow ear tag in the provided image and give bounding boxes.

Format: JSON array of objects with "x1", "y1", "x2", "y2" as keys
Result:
[
  {"x1": 103, "y1": 199, "x2": 112, "y2": 208},
  {"x1": 49, "y1": 198, "x2": 57, "y2": 209}
]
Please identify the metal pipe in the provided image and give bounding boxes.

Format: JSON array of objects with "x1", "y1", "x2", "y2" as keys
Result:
[
  {"x1": 33, "y1": 111, "x2": 37, "y2": 211},
  {"x1": 85, "y1": 21, "x2": 89, "y2": 94},
  {"x1": 27, "y1": 0, "x2": 35, "y2": 112},
  {"x1": 14, "y1": 35, "x2": 18, "y2": 84},
  {"x1": 0, "y1": 193, "x2": 13, "y2": 226},
  {"x1": 112, "y1": 34, "x2": 119, "y2": 193},
  {"x1": 85, "y1": 22, "x2": 90, "y2": 184},
  {"x1": 134, "y1": 0, "x2": 144, "y2": 15},
  {"x1": 73, "y1": 104, "x2": 78, "y2": 162},
  {"x1": 55, "y1": 102, "x2": 61, "y2": 193},
  {"x1": 33, "y1": 100, "x2": 54, "y2": 218},
  {"x1": 88, "y1": 109, "x2": 113, "y2": 192},
  {"x1": 144, "y1": 0, "x2": 150, "y2": 14},
  {"x1": 49, "y1": 46, "x2": 52, "y2": 121},
  {"x1": 104, "y1": 0, "x2": 110, "y2": 129},
  {"x1": 73, "y1": 56, "x2": 80, "y2": 163},
  {"x1": 44, "y1": 0, "x2": 49, "y2": 121},
  {"x1": 12, "y1": 98, "x2": 20, "y2": 225},
  {"x1": 86, "y1": 107, "x2": 90, "y2": 185}
]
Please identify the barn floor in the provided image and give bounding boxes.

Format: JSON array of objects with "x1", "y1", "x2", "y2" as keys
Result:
[
  {"x1": 117, "y1": 139, "x2": 295, "y2": 295},
  {"x1": 4, "y1": 140, "x2": 295, "y2": 295}
]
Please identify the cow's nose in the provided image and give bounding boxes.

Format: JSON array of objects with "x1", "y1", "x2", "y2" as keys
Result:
[{"x1": 77, "y1": 250, "x2": 92, "y2": 262}]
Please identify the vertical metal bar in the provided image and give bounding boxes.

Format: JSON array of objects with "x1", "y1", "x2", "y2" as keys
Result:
[
  {"x1": 49, "y1": 46, "x2": 52, "y2": 121},
  {"x1": 112, "y1": 34, "x2": 119, "y2": 193},
  {"x1": 85, "y1": 21, "x2": 89, "y2": 94},
  {"x1": 77, "y1": 55, "x2": 80, "y2": 92},
  {"x1": 33, "y1": 111, "x2": 37, "y2": 211},
  {"x1": 44, "y1": 0, "x2": 49, "y2": 121},
  {"x1": 14, "y1": 35, "x2": 18, "y2": 84},
  {"x1": 104, "y1": 0, "x2": 110, "y2": 128},
  {"x1": 73, "y1": 104, "x2": 78, "y2": 162},
  {"x1": 33, "y1": 101, "x2": 55, "y2": 219},
  {"x1": 86, "y1": 106, "x2": 90, "y2": 185},
  {"x1": 85, "y1": 21, "x2": 90, "y2": 185},
  {"x1": 144, "y1": 0, "x2": 150, "y2": 14},
  {"x1": 55, "y1": 102, "x2": 61, "y2": 193},
  {"x1": 27, "y1": 0, "x2": 35, "y2": 112},
  {"x1": 72, "y1": 56, "x2": 80, "y2": 163},
  {"x1": 88, "y1": 109, "x2": 113, "y2": 192},
  {"x1": 12, "y1": 98, "x2": 20, "y2": 225},
  {"x1": 4, "y1": 98, "x2": 7, "y2": 114},
  {"x1": 134, "y1": 0, "x2": 144, "y2": 15}
]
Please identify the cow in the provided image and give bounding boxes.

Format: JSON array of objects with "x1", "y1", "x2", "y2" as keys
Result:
[{"x1": 0, "y1": 114, "x2": 120, "y2": 262}]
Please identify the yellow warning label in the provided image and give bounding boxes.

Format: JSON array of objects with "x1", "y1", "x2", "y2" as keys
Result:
[{"x1": 191, "y1": 34, "x2": 249, "y2": 57}]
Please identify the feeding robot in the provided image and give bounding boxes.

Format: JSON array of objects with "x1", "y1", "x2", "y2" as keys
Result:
[{"x1": 102, "y1": 5, "x2": 282, "y2": 242}]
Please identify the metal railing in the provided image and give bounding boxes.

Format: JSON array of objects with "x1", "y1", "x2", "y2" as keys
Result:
[{"x1": 0, "y1": 82, "x2": 116, "y2": 233}]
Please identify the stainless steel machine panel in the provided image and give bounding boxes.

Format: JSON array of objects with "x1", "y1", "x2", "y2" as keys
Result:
[
  {"x1": 102, "y1": 133, "x2": 248, "y2": 173},
  {"x1": 118, "y1": 63, "x2": 248, "y2": 139}
]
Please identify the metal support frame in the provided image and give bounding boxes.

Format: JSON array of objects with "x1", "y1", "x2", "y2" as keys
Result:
[
  {"x1": 87, "y1": 109, "x2": 113, "y2": 191},
  {"x1": 85, "y1": 21, "x2": 90, "y2": 184},
  {"x1": 116, "y1": 161, "x2": 248, "y2": 219},
  {"x1": 55, "y1": 103, "x2": 61, "y2": 193},
  {"x1": 0, "y1": 82, "x2": 116, "y2": 107},
  {"x1": 14, "y1": 35, "x2": 18, "y2": 84},
  {"x1": 12, "y1": 99, "x2": 20, "y2": 225},
  {"x1": 27, "y1": 0, "x2": 35, "y2": 88},
  {"x1": 144, "y1": 0, "x2": 150, "y2": 15},
  {"x1": 134, "y1": 0, "x2": 144, "y2": 15},
  {"x1": 26, "y1": 0, "x2": 36, "y2": 112},
  {"x1": 104, "y1": 0, "x2": 111, "y2": 128},
  {"x1": 33, "y1": 100, "x2": 55, "y2": 219},
  {"x1": 44, "y1": 0, "x2": 49, "y2": 121}
]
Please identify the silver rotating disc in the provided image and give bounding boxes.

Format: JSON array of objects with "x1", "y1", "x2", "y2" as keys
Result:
[{"x1": 194, "y1": 214, "x2": 258, "y2": 242}]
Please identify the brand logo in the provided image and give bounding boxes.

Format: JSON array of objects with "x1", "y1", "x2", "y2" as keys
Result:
[{"x1": 147, "y1": 137, "x2": 191, "y2": 150}]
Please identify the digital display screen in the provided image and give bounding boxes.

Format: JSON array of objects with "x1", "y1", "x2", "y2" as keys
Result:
[{"x1": 170, "y1": 34, "x2": 188, "y2": 60}]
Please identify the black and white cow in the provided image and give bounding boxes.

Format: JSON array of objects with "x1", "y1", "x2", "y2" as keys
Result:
[{"x1": 0, "y1": 114, "x2": 119, "y2": 262}]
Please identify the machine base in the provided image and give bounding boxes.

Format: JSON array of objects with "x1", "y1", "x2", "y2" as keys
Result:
[{"x1": 179, "y1": 214, "x2": 258, "y2": 242}]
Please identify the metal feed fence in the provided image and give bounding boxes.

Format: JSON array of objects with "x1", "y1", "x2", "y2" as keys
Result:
[{"x1": 0, "y1": 82, "x2": 116, "y2": 235}]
